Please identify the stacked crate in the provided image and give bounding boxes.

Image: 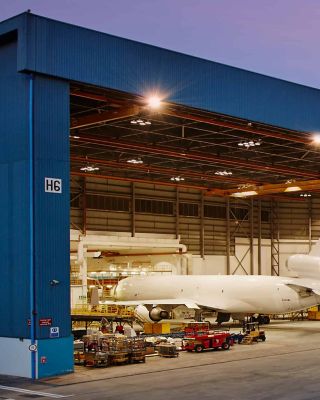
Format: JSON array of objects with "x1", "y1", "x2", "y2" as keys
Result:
[
  {"x1": 107, "y1": 336, "x2": 130, "y2": 364},
  {"x1": 128, "y1": 337, "x2": 146, "y2": 363},
  {"x1": 158, "y1": 343, "x2": 179, "y2": 358}
]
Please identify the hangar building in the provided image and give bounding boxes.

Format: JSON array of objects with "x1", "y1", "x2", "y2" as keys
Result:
[{"x1": 1, "y1": 12, "x2": 320, "y2": 378}]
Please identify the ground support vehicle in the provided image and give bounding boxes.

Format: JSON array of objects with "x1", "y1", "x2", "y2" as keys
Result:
[
  {"x1": 183, "y1": 322, "x2": 233, "y2": 353},
  {"x1": 183, "y1": 331, "x2": 233, "y2": 353},
  {"x1": 241, "y1": 322, "x2": 266, "y2": 344}
]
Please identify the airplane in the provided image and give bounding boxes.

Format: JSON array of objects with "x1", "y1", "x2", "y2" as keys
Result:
[{"x1": 105, "y1": 241, "x2": 320, "y2": 324}]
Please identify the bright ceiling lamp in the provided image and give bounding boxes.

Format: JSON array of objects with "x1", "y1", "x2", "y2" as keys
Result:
[
  {"x1": 215, "y1": 170, "x2": 233, "y2": 176},
  {"x1": 127, "y1": 158, "x2": 143, "y2": 164},
  {"x1": 284, "y1": 186, "x2": 301, "y2": 192},
  {"x1": 80, "y1": 165, "x2": 99, "y2": 172},
  {"x1": 231, "y1": 190, "x2": 258, "y2": 198},
  {"x1": 238, "y1": 139, "x2": 261, "y2": 148},
  {"x1": 300, "y1": 193, "x2": 311, "y2": 197},
  {"x1": 170, "y1": 176, "x2": 185, "y2": 182},
  {"x1": 312, "y1": 134, "x2": 320, "y2": 144},
  {"x1": 147, "y1": 95, "x2": 162, "y2": 109},
  {"x1": 131, "y1": 118, "x2": 151, "y2": 126}
]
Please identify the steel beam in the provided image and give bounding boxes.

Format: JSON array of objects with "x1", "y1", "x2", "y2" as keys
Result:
[
  {"x1": 71, "y1": 136, "x2": 320, "y2": 179},
  {"x1": 200, "y1": 192, "x2": 204, "y2": 259},
  {"x1": 258, "y1": 200, "x2": 262, "y2": 275},
  {"x1": 226, "y1": 198, "x2": 230, "y2": 275},
  {"x1": 131, "y1": 182, "x2": 136, "y2": 237}
]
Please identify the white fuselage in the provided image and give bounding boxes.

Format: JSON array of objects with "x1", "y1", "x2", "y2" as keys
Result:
[{"x1": 114, "y1": 275, "x2": 320, "y2": 314}]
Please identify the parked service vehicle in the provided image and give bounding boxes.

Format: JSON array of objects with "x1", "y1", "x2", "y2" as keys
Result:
[
  {"x1": 183, "y1": 323, "x2": 233, "y2": 353},
  {"x1": 183, "y1": 331, "x2": 233, "y2": 352},
  {"x1": 244, "y1": 322, "x2": 266, "y2": 342}
]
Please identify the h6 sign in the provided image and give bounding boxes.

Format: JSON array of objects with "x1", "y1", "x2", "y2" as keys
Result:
[{"x1": 45, "y1": 178, "x2": 62, "y2": 194}]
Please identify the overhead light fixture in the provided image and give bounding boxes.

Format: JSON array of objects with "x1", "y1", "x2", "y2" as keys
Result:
[
  {"x1": 80, "y1": 165, "x2": 100, "y2": 172},
  {"x1": 312, "y1": 134, "x2": 320, "y2": 144},
  {"x1": 215, "y1": 170, "x2": 233, "y2": 176},
  {"x1": 131, "y1": 118, "x2": 151, "y2": 126},
  {"x1": 284, "y1": 186, "x2": 301, "y2": 192},
  {"x1": 285, "y1": 179, "x2": 295, "y2": 184},
  {"x1": 127, "y1": 158, "x2": 143, "y2": 164},
  {"x1": 300, "y1": 193, "x2": 312, "y2": 197},
  {"x1": 232, "y1": 190, "x2": 258, "y2": 198},
  {"x1": 238, "y1": 139, "x2": 261, "y2": 148},
  {"x1": 237, "y1": 183, "x2": 254, "y2": 190},
  {"x1": 147, "y1": 95, "x2": 162, "y2": 109},
  {"x1": 170, "y1": 176, "x2": 185, "y2": 182}
]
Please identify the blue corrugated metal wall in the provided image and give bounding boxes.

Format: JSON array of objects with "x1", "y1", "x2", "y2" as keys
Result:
[
  {"x1": 0, "y1": 34, "x2": 70, "y2": 339},
  {"x1": 0, "y1": 38, "x2": 30, "y2": 338},
  {"x1": 33, "y1": 76, "x2": 70, "y2": 339},
  {"x1": 14, "y1": 13, "x2": 320, "y2": 133},
  {"x1": 2, "y1": 13, "x2": 320, "y2": 132}
]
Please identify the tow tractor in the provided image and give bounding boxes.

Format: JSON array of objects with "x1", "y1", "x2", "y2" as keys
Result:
[
  {"x1": 243, "y1": 321, "x2": 266, "y2": 342},
  {"x1": 183, "y1": 322, "x2": 233, "y2": 353}
]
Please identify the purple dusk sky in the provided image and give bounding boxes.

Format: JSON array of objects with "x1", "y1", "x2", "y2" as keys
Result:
[{"x1": 1, "y1": 0, "x2": 320, "y2": 89}]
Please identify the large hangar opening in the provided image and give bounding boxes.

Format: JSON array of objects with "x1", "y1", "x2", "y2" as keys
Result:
[{"x1": 68, "y1": 82, "x2": 320, "y2": 314}]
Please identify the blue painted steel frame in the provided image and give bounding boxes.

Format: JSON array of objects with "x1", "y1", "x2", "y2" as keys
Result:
[
  {"x1": 28, "y1": 73, "x2": 36, "y2": 380},
  {"x1": 2, "y1": 12, "x2": 320, "y2": 132}
]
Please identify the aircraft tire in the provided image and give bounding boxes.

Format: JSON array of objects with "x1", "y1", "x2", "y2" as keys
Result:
[{"x1": 263, "y1": 316, "x2": 270, "y2": 324}]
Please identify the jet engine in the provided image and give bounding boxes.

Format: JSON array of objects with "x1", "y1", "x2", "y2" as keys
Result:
[{"x1": 149, "y1": 306, "x2": 170, "y2": 322}]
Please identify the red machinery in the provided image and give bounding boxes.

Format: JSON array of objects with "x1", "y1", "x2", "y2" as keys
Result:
[{"x1": 183, "y1": 322, "x2": 233, "y2": 353}]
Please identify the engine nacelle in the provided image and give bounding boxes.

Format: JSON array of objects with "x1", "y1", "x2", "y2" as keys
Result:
[{"x1": 149, "y1": 306, "x2": 170, "y2": 322}]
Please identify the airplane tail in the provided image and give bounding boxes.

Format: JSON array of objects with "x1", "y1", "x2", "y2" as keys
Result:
[
  {"x1": 309, "y1": 239, "x2": 320, "y2": 257},
  {"x1": 287, "y1": 239, "x2": 320, "y2": 279}
]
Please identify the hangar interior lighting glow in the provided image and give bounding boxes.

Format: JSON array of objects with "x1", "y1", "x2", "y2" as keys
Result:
[
  {"x1": 232, "y1": 190, "x2": 258, "y2": 197},
  {"x1": 80, "y1": 165, "x2": 100, "y2": 172},
  {"x1": 215, "y1": 170, "x2": 233, "y2": 176},
  {"x1": 170, "y1": 176, "x2": 185, "y2": 182},
  {"x1": 312, "y1": 134, "x2": 320, "y2": 144},
  {"x1": 238, "y1": 139, "x2": 261, "y2": 148},
  {"x1": 147, "y1": 96, "x2": 162, "y2": 109},
  {"x1": 127, "y1": 158, "x2": 143, "y2": 164},
  {"x1": 284, "y1": 186, "x2": 301, "y2": 192},
  {"x1": 130, "y1": 118, "x2": 151, "y2": 126}
]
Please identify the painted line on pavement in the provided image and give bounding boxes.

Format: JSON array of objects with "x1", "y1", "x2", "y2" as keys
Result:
[{"x1": 0, "y1": 385, "x2": 73, "y2": 398}]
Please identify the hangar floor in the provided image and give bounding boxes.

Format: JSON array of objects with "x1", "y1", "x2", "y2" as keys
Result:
[{"x1": 1, "y1": 320, "x2": 320, "y2": 399}]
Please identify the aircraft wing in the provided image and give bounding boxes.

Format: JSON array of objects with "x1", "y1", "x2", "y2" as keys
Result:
[
  {"x1": 286, "y1": 283, "x2": 320, "y2": 297},
  {"x1": 101, "y1": 299, "x2": 201, "y2": 309},
  {"x1": 101, "y1": 298, "x2": 241, "y2": 312}
]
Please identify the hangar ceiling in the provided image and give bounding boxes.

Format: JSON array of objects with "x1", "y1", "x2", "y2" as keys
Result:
[{"x1": 70, "y1": 83, "x2": 320, "y2": 198}]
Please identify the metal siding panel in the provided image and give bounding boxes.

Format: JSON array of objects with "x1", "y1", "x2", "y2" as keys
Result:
[
  {"x1": 20, "y1": 14, "x2": 320, "y2": 132},
  {"x1": 0, "y1": 14, "x2": 29, "y2": 72},
  {"x1": 37, "y1": 336, "x2": 74, "y2": 378},
  {"x1": 33, "y1": 76, "x2": 70, "y2": 339},
  {"x1": 0, "y1": 40, "x2": 30, "y2": 338}
]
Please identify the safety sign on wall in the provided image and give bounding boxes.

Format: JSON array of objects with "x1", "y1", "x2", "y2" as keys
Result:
[{"x1": 49, "y1": 327, "x2": 60, "y2": 338}]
